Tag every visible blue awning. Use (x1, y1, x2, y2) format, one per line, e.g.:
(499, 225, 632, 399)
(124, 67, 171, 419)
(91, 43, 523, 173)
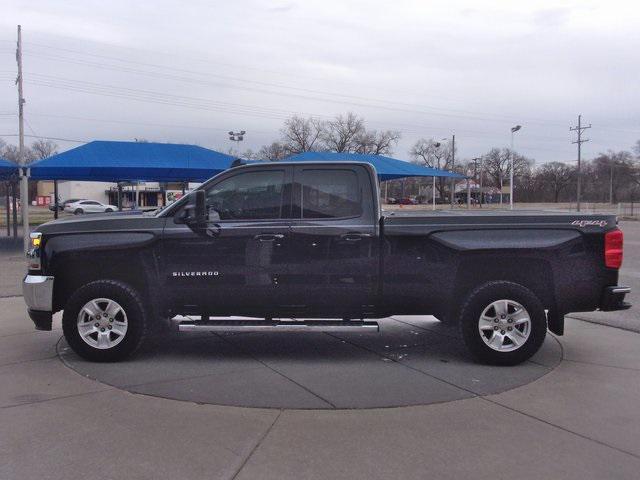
(285, 152, 464, 181)
(30, 141, 236, 182)
(0, 157, 18, 179)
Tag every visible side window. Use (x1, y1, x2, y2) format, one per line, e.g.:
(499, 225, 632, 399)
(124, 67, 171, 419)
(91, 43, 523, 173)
(299, 169, 362, 219)
(205, 170, 285, 220)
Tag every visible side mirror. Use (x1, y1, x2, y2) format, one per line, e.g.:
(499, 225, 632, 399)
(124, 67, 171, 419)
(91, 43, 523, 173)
(176, 190, 207, 225)
(194, 190, 206, 224)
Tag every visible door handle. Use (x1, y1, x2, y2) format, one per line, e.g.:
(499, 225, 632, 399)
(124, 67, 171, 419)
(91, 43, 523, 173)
(340, 233, 372, 242)
(205, 224, 221, 238)
(254, 233, 285, 242)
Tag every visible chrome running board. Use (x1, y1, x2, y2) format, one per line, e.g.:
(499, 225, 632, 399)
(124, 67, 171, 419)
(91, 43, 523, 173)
(178, 319, 379, 333)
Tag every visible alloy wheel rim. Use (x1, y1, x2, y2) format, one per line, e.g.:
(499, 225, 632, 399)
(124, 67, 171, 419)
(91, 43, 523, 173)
(77, 298, 128, 350)
(478, 299, 531, 352)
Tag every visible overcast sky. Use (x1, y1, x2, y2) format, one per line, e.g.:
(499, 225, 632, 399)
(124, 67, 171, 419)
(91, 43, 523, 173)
(1, 0, 639, 164)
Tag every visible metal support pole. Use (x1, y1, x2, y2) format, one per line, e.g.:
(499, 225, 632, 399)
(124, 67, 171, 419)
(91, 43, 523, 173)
(5, 183, 10, 236)
(510, 133, 514, 210)
(450, 134, 455, 208)
(117, 183, 123, 211)
(479, 162, 483, 208)
(11, 181, 18, 239)
(53, 179, 59, 219)
(20, 169, 29, 247)
(432, 176, 436, 211)
(466, 177, 471, 209)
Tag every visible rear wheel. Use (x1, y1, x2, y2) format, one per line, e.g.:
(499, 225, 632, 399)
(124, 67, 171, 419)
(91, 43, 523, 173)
(74, 208, 83, 215)
(459, 281, 547, 365)
(62, 280, 147, 362)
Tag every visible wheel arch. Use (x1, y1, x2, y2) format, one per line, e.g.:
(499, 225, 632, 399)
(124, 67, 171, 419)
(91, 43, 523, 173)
(451, 254, 557, 322)
(50, 248, 160, 318)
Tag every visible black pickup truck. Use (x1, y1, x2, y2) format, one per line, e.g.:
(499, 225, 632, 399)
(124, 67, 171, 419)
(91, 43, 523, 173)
(23, 161, 630, 365)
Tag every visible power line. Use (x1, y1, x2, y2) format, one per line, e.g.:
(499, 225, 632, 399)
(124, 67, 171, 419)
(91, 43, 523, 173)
(25, 112, 275, 135)
(22, 73, 587, 147)
(22, 45, 640, 135)
(0, 133, 87, 143)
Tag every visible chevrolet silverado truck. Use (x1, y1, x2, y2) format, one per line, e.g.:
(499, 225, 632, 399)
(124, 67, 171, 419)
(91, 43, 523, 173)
(23, 161, 631, 365)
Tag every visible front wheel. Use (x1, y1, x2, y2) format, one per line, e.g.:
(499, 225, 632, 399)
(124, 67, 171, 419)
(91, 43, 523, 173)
(459, 281, 547, 366)
(74, 208, 83, 215)
(62, 280, 148, 362)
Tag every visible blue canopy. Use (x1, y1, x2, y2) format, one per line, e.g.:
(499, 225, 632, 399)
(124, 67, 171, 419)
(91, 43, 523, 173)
(30, 141, 236, 182)
(0, 157, 18, 180)
(285, 152, 464, 181)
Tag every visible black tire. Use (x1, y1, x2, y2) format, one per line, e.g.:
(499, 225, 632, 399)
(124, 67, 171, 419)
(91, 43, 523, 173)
(62, 280, 148, 362)
(459, 281, 547, 366)
(105, 208, 113, 213)
(74, 208, 83, 215)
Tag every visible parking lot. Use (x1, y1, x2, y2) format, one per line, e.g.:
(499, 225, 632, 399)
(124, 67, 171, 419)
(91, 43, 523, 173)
(1, 220, 639, 479)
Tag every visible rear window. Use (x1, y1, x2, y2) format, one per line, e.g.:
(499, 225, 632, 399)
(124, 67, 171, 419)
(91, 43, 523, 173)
(298, 169, 362, 219)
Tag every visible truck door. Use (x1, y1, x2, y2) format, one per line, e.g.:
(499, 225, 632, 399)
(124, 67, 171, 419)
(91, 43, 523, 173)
(284, 165, 379, 315)
(161, 167, 293, 315)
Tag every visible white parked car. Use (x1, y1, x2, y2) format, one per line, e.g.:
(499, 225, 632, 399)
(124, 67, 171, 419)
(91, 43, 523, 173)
(64, 200, 118, 215)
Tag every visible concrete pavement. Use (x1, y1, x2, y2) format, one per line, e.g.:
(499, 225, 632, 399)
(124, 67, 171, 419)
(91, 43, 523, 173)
(2, 296, 640, 479)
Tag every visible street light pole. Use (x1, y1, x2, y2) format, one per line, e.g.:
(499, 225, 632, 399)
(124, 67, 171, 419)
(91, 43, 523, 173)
(510, 125, 522, 210)
(450, 134, 455, 208)
(472, 157, 481, 208)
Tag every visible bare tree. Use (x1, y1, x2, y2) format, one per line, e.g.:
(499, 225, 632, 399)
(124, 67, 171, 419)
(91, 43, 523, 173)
(591, 150, 636, 203)
(240, 149, 259, 160)
(410, 138, 455, 200)
(0, 144, 22, 163)
(537, 161, 575, 202)
(482, 148, 532, 195)
(354, 129, 401, 155)
(280, 116, 324, 153)
(259, 142, 288, 161)
(30, 139, 58, 161)
(321, 112, 365, 153)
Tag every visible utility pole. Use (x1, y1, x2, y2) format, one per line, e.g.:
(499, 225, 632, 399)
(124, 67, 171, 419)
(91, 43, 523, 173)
(450, 134, 455, 208)
(16, 25, 29, 251)
(609, 161, 614, 205)
(570, 114, 591, 212)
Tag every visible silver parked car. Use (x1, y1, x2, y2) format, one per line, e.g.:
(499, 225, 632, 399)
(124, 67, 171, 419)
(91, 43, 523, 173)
(64, 200, 118, 215)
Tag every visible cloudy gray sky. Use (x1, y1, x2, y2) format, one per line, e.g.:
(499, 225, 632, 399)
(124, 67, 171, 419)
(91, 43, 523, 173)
(1, 0, 639, 164)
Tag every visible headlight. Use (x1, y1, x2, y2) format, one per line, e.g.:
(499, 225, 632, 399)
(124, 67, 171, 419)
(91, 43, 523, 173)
(27, 232, 42, 270)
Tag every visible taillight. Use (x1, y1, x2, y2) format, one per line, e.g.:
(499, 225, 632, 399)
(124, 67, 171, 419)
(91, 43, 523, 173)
(604, 229, 623, 269)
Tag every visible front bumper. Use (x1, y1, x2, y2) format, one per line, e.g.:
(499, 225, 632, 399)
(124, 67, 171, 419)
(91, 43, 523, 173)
(22, 275, 54, 331)
(600, 286, 631, 311)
